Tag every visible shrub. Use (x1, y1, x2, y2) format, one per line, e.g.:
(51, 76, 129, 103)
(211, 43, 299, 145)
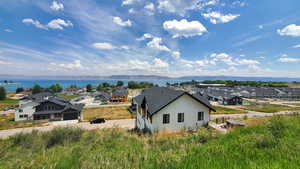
(43, 127, 83, 148)
(10, 130, 38, 149)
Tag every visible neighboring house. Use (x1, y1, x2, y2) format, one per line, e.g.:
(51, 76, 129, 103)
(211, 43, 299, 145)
(132, 87, 215, 133)
(15, 102, 38, 121)
(110, 89, 128, 102)
(92, 91, 111, 103)
(63, 87, 86, 95)
(16, 92, 84, 121)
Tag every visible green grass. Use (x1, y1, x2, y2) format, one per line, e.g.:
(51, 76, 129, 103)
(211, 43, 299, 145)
(243, 104, 300, 113)
(212, 106, 247, 114)
(57, 94, 81, 99)
(1, 115, 300, 169)
(0, 99, 19, 111)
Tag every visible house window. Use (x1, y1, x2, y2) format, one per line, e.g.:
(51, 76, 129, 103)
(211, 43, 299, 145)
(163, 114, 170, 124)
(19, 109, 23, 113)
(23, 114, 28, 118)
(19, 115, 24, 118)
(178, 113, 184, 123)
(198, 112, 204, 121)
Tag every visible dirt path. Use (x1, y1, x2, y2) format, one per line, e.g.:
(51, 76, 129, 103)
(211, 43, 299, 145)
(0, 119, 135, 139)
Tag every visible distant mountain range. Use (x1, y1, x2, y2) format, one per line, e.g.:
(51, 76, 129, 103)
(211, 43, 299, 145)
(0, 74, 300, 82)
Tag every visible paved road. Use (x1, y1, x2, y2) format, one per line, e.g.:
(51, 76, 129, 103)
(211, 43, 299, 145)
(0, 119, 135, 139)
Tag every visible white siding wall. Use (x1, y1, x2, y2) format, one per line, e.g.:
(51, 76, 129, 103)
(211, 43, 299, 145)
(152, 94, 210, 132)
(15, 102, 36, 121)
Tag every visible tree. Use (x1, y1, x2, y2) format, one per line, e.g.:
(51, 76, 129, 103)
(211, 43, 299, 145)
(0, 87, 6, 100)
(102, 82, 110, 88)
(116, 81, 124, 87)
(86, 84, 93, 92)
(16, 88, 24, 94)
(50, 84, 63, 93)
(70, 84, 77, 88)
(32, 85, 42, 94)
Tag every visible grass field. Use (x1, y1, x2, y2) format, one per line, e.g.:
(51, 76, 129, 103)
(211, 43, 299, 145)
(83, 106, 134, 121)
(243, 104, 300, 113)
(0, 113, 46, 130)
(212, 106, 247, 114)
(0, 115, 300, 169)
(0, 99, 19, 111)
(57, 94, 81, 99)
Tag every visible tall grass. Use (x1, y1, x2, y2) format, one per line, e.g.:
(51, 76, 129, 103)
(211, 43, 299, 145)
(0, 115, 300, 169)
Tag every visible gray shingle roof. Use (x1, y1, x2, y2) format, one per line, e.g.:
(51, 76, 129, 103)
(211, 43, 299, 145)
(133, 87, 215, 116)
(112, 89, 128, 97)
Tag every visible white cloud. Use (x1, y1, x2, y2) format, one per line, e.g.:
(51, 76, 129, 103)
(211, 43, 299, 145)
(0, 60, 11, 65)
(202, 11, 240, 24)
(4, 29, 13, 33)
(136, 33, 153, 41)
(22, 18, 48, 30)
(236, 59, 260, 65)
(292, 44, 300, 48)
(92, 42, 129, 50)
(22, 18, 73, 30)
(210, 53, 260, 65)
(47, 19, 73, 30)
(144, 3, 155, 15)
(128, 8, 136, 14)
(50, 1, 64, 11)
(278, 57, 300, 63)
(145, 3, 155, 11)
(92, 42, 115, 50)
(113, 17, 132, 27)
(122, 0, 139, 6)
(153, 58, 169, 69)
(163, 19, 207, 38)
(277, 24, 300, 37)
(157, 0, 217, 16)
(172, 51, 181, 60)
(51, 60, 84, 70)
(258, 25, 263, 29)
(147, 37, 170, 52)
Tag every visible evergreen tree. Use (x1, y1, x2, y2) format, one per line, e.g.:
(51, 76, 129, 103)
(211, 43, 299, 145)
(86, 84, 93, 92)
(32, 85, 42, 94)
(0, 87, 6, 100)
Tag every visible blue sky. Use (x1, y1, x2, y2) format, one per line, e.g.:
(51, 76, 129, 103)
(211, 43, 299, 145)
(0, 0, 300, 77)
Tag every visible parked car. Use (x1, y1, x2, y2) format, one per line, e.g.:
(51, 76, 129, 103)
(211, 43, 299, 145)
(90, 118, 106, 124)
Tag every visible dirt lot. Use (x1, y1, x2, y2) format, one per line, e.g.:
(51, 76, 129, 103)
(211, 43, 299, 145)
(83, 106, 135, 121)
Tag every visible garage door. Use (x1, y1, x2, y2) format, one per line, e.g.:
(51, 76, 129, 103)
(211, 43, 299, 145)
(63, 113, 78, 120)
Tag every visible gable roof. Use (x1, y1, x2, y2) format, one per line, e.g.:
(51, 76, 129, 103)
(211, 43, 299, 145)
(133, 87, 215, 116)
(112, 88, 128, 97)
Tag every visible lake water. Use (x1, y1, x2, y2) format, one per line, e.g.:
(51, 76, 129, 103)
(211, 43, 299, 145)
(0, 79, 184, 92)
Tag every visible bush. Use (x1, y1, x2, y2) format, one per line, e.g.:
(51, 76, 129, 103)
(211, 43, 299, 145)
(10, 131, 38, 149)
(43, 127, 83, 148)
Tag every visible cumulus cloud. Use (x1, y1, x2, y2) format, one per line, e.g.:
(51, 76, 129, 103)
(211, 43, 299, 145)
(47, 19, 73, 30)
(113, 17, 132, 27)
(163, 19, 207, 38)
(278, 57, 300, 63)
(50, 1, 64, 11)
(92, 42, 129, 50)
(292, 44, 300, 48)
(202, 11, 240, 24)
(51, 60, 84, 70)
(210, 53, 260, 65)
(22, 18, 73, 30)
(157, 0, 217, 16)
(147, 37, 170, 52)
(122, 0, 139, 6)
(153, 58, 169, 68)
(22, 18, 48, 30)
(136, 33, 153, 41)
(277, 24, 300, 37)
(144, 3, 155, 15)
(172, 51, 181, 60)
